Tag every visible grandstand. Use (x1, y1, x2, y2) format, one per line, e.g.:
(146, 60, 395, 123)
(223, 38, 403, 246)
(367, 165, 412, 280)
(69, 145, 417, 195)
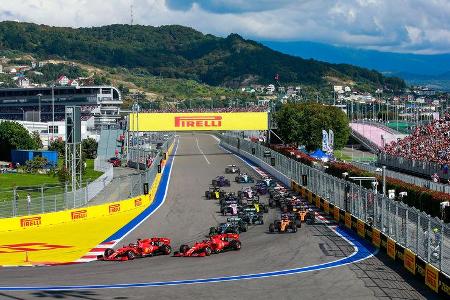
(0, 86, 122, 127)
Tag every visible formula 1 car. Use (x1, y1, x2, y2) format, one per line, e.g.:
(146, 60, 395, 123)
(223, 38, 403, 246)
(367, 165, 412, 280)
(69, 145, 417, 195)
(257, 177, 277, 188)
(235, 173, 255, 183)
(239, 207, 264, 225)
(212, 176, 231, 187)
(219, 192, 242, 206)
(209, 217, 248, 236)
(225, 165, 240, 174)
(253, 182, 270, 195)
(221, 202, 240, 216)
(269, 214, 298, 233)
(292, 206, 315, 225)
(242, 196, 269, 213)
(174, 233, 241, 257)
(205, 187, 225, 200)
(238, 187, 260, 201)
(97, 237, 172, 261)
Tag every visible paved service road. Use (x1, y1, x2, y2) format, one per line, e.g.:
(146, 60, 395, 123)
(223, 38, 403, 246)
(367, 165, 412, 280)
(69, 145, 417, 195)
(0, 134, 440, 299)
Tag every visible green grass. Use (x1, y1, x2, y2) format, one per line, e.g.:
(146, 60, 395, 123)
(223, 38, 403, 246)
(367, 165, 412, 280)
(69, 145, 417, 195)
(334, 150, 377, 162)
(334, 150, 352, 161)
(0, 159, 103, 203)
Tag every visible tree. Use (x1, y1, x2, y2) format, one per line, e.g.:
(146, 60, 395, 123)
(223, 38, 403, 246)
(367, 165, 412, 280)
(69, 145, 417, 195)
(48, 138, 65, 157)
(275, 103, 350, 151)
(25, 156, 48, 173)
(82, 137, 98, 159)
(31, 131, 43, 149)
(0, 121, 37, 161)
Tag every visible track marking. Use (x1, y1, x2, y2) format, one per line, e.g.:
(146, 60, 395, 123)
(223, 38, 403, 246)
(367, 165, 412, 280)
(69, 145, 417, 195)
(196, 137, 210, 165)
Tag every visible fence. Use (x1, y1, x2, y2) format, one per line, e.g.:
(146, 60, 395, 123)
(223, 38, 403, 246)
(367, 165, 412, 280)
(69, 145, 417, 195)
(0, 164, 114, 218)
(353, 161, 450, 194)
(220, 134, 450, 276)
(379, 152, 450, 181)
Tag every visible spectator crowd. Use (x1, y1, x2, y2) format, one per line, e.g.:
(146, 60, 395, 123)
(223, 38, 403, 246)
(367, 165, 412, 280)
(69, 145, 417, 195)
(384, 113, 450, 165)
(141, 106, 269, 113)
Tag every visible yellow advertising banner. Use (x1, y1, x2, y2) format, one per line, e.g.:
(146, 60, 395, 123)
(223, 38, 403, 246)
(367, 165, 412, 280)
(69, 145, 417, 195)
(129, 112, 269, 131)
(404, 248, 416, 275)
(345, 212, 352, 229)
(334, 206, 340, 222)
(387, 238, 396, 260)
(357, 219, 365, 238)
(323, 200, 329, 214)
(372, 228, 381, 248)
(425, 264, 439, 293)
(308, 191, 313, 204)
(315, 195, 321, 209)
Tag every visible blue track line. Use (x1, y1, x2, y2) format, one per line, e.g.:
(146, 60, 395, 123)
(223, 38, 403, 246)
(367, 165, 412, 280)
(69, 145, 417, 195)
(104, 138, 179, 243)
(0, 137, 376, 291)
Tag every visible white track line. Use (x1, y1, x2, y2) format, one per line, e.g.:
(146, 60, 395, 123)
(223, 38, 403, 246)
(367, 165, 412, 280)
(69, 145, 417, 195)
(196, 137, 210, 165)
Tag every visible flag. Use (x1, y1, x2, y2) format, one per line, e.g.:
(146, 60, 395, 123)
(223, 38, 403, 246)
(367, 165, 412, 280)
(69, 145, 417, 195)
(322, 130, 329, 152)
(328, 129, 334, 152)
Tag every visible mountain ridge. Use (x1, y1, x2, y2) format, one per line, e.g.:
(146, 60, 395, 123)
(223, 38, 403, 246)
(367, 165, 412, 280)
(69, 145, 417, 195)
(0, 21, 405, 91)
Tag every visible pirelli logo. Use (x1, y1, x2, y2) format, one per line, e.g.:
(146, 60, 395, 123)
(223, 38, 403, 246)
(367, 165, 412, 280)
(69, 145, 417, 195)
(20, 217, 41, 227)
(109, 204, 120, 214)
(174, 116, 222, 128)
(71, 210, 87, 220)
(135, 198, 142, 207)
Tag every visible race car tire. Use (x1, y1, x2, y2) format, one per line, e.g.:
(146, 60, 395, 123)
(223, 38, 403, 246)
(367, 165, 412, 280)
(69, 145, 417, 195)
(240, 223, 248, 232)
(269, 223, 275, 233)
(104, 248, 114, 258)
(296, 219, 302, 228)
(204, 247, 212, 256)
(205, 191, 210, 199)
(180, 244, 189, 254)
(291, 223, 297, 233)
(260, 218, 264, 225)
(230, 240, 241, 250)
(126, 250, 136, 260)
(269, 199, 275, 208)
(264, 206, 269, 213)
(212, 180, 217, 186)
(161, 245, 172, 255)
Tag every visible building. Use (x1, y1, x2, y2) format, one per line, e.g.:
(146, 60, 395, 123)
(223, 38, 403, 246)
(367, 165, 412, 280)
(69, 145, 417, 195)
(0, 86, 122, 127)
(68, 79, 79, 87)
(16, 77, 30, 88)
(266, 84, 275, 94)
(57, 75, 70, 86)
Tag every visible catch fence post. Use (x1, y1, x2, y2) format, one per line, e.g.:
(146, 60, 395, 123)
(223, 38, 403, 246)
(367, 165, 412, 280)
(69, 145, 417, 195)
(41, 185, 45, 213)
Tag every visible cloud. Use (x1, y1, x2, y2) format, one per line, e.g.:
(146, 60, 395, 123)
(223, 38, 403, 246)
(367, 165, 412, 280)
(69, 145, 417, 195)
(166, 0, 294, 13)
(0, 0, 449, 54)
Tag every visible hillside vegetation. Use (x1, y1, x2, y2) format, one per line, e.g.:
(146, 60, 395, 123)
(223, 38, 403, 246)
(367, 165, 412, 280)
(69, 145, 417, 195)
(0, 22, 405, 91)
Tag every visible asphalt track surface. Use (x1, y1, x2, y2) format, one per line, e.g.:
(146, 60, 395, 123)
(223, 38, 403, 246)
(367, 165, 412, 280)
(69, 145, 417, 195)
(0, 134, 440, 300)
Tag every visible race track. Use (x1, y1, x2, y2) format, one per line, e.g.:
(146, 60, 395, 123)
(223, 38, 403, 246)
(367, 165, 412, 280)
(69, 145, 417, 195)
(0, 134, 439, 299)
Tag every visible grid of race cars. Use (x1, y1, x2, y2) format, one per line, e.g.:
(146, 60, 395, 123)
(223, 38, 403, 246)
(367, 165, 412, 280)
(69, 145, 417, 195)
(97, 164, 316, 261)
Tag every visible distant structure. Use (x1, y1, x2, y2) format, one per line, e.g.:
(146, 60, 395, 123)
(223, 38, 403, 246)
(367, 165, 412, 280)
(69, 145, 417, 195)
(0, 86, 122, 127)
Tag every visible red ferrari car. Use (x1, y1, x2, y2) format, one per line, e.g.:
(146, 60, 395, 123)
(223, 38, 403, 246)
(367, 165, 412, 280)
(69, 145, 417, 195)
(174, 233, 241, 257)
(97, 237, 172, 261)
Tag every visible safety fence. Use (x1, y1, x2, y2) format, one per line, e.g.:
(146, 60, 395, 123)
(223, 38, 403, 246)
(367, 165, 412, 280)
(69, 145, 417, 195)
(379, 152, 450, 181)
(353, 162, 450, 194)
(0, 136, 175, 219)
(0, 164, 114, 219)
(220, 134, 450, 297)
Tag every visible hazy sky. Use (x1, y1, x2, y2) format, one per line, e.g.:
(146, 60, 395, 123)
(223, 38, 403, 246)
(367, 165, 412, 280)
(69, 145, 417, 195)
(2, 0, 450, 54)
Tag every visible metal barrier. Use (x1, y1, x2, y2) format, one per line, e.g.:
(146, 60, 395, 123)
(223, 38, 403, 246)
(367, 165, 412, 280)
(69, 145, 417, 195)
(379, 152, 450, 181)
(0, 164, 114, 218)
(353, 161, 450, 194)
(220, 134, 449, 276)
